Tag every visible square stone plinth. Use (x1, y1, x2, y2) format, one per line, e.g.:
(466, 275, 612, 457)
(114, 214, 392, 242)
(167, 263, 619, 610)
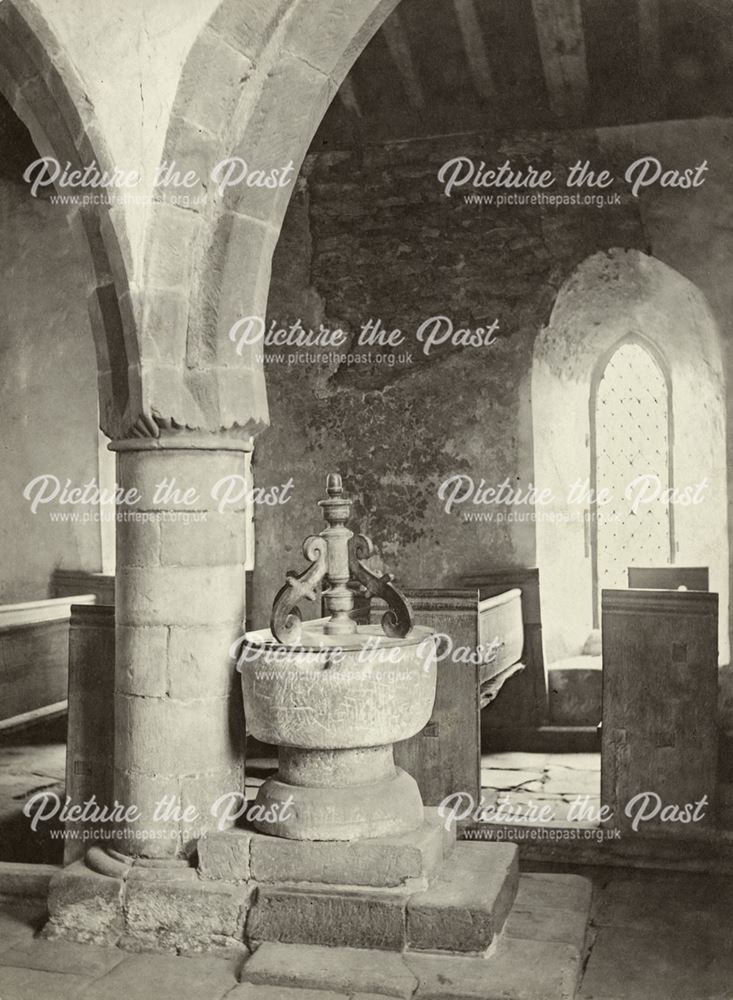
(247, 883, 409, 951)
(43, 859, 253, 955)
(123, 875, 252, 953)
(45, 861, 124, 946)
(245, 842, 519, 955)
(407, 843, 519, 954)
(236, 869, 593, 1000)
(199, 809, 454, 889)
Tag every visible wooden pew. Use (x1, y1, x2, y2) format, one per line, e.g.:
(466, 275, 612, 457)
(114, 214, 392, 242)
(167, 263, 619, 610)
(460, 569, 551, 751)
(52, 569, 115, 606)
(627, 566, 709, 591)
(64, 603, 115, 862)
(0, 594, 96, 730)
(601, 588, 718, 834)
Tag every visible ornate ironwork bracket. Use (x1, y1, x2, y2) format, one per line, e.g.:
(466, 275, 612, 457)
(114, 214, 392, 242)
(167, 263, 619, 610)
(348, 534, 414, 638)
(269, 473, 414, 643)
(270, 535, 327, 645)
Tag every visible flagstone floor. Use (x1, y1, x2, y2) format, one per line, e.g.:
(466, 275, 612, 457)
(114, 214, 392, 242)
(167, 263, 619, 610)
(0, 720, 66, 864)
(2, 865, 732, 999)
(481, 751, 602, 827)
(0, 738, 729, 999)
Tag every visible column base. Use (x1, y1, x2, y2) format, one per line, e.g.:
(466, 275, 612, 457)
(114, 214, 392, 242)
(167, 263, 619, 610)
(43, 848, 251, 954)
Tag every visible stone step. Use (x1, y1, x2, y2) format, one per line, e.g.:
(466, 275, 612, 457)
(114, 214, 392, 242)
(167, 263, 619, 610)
(406, 842, 518, 953)
(247, 843, 518, 954)
(242, 941, 417, 997)
(247, 880, 410, 952)
(199, 809, 454, 889)
(238, 870, 593, 999)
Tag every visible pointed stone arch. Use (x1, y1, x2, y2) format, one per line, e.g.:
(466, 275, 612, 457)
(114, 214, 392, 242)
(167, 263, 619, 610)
(141, 0, 401, 439)
(0, 0, 139, 438)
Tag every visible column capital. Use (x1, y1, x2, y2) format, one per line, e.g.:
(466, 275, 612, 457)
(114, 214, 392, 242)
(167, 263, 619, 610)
(108, 431, 254, 454)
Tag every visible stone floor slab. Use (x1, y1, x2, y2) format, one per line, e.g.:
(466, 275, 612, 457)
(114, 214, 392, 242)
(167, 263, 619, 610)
(0, 937, 125, 977)
(542, 769, 600, 797)
(544, 753, 601, 772)
(232, 987, 348, 1000)
(504, 904, 590, 950)
(241, 942, 417, 998)
(502, 873, 592, 953)
(579, 925, 715, 1000)
(481, 768, 545, 790)
(592, 871, 733, 931)
(78, 953, 238, 1000)
(406, 936, 582, 1000)
(0, 965, 91, 1000)
(0, 901, 47, 950)
(513, 873, 593, 913)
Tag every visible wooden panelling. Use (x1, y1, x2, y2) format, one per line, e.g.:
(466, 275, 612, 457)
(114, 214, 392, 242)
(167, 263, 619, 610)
(65, 604, 115, 863)
(461, 569, 549, 748)
(601, 588, 718, 834)
(0, 595, 96, 727)
(52, 570, 115, 606)
(627, 566, 709, 591)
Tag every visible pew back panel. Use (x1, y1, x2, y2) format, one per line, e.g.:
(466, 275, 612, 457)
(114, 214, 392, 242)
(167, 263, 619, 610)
(601, 588, 718, 834)
(461, 569, 549, 748)
(65, 603, 115, 862)
(0, 595, 96, 728)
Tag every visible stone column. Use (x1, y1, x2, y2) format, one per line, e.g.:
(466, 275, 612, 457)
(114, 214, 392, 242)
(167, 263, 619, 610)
(110, 433, 250, 860)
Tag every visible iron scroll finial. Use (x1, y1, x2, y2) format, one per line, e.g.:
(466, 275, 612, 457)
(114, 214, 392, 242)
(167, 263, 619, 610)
(347, 534, 414, 639)
(269, 473, 414, 644)
(269, 535, 328, 646)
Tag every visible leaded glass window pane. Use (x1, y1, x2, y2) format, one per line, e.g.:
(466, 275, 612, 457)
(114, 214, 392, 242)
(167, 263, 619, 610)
(594, 341, 671, 614)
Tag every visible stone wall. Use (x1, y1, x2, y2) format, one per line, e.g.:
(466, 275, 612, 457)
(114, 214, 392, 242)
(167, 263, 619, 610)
(252, 128, 644, 625)
(0, 177, 103, 603)
(253, 119, 733, 692)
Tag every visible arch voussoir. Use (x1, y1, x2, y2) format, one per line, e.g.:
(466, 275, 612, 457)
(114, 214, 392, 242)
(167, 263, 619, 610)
(189, 209, 279, 369)
(174, 27, 255, 142)
(141, 0, 405, 439)
(220, 50, 333, 226)
(206, 0, 294, 62)
(281, 0, 401, 83)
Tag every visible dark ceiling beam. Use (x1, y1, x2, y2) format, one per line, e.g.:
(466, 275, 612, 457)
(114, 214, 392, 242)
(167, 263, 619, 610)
(381, 9, 426, 109)
(452, 0, 496, 101)
(531, 0, 590, 119)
